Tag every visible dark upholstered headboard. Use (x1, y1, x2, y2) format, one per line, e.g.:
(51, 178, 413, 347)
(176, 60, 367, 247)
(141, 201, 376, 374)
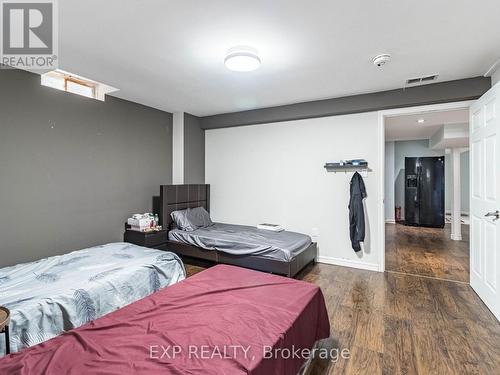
(159, 184, 210, 229)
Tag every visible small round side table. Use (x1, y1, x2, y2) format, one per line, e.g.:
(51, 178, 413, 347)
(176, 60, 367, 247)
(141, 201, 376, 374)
(0, 306, 10, 355)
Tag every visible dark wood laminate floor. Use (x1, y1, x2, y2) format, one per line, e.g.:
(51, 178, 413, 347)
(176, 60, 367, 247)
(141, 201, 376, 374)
(185, 262, 500, 375)
(385, 223, 469, 282)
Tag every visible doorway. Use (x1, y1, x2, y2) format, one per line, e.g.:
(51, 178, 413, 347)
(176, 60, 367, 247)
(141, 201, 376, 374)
(379, 102, 472, 283)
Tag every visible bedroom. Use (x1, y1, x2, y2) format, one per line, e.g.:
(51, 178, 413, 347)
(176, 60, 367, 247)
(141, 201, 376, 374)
(1, 1, 500, 374)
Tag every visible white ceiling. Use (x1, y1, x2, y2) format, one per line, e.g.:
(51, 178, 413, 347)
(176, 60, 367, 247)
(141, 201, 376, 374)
(385, 109, 469, 141)
(59, 0, 500, 116)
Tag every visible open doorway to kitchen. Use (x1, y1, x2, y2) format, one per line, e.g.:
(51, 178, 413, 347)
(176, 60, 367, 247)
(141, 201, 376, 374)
(383, 104, 470, 282)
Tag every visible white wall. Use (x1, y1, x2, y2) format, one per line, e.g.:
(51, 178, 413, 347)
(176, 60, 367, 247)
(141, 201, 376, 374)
(444, 150, 470, 214)
(206, 112, 381, 271)
(492, 69, 500, 86)
(385, 142, 395, 222)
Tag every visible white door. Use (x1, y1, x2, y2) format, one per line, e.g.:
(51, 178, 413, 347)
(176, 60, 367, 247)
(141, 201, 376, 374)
(470, 81, 500, 321)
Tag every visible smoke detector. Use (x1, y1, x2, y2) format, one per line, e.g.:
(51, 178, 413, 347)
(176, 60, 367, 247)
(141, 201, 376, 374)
(372, 54, 391, 67)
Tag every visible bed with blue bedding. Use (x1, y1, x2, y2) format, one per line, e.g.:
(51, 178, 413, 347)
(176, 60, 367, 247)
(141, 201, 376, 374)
(0, 242, 185, 355)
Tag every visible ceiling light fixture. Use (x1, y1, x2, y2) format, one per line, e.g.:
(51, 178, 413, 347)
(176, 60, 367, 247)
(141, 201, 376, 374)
(224, 46, 261, 72)
(417, 118, 425, 124)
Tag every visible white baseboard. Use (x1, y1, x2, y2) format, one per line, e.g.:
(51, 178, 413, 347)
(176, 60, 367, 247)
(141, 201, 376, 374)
(317, 256, 380, 272)
(385, 218, 396, 224)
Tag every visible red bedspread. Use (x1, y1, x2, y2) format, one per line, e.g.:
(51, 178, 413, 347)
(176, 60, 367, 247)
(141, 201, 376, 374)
(0, 265, 330, 374)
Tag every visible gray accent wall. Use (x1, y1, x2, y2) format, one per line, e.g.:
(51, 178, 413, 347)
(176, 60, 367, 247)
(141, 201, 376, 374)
(200, 77, 490, 129)
(0, 68, 173, 267)
(183, 113, 205, 184)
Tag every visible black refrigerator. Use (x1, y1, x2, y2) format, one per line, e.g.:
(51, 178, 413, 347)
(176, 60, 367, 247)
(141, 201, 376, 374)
(404, 156, 445, 228)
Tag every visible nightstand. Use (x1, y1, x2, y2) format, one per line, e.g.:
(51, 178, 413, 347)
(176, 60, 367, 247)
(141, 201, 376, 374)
(124, 229, 169, 249)
(0, 306, 10, 355)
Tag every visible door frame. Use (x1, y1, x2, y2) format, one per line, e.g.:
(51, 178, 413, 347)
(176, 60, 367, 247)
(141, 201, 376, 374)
(377, 100, 475, 273)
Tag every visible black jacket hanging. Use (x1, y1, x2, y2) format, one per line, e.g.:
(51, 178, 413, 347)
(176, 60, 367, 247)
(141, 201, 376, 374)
(349, 171, 367, 252)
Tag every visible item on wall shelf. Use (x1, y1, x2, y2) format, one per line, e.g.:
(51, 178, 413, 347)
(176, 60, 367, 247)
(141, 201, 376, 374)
(257, 223, 284, 232)
(350, 159, 367, 166)
(324, 159, 369, 176)
(126, 213, 162, 232)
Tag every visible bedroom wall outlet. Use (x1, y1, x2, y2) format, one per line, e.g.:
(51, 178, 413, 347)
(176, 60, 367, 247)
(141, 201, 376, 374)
(311, 227, 319, 242)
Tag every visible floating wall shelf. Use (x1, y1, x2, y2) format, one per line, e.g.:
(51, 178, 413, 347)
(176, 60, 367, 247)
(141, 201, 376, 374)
(324, 161, 370, 174)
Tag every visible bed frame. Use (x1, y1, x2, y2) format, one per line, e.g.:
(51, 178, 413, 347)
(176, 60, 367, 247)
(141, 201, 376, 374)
(158, 184, 317, 278)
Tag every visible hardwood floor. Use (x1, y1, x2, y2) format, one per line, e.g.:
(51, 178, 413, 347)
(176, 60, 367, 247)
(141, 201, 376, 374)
(185, 262, 500, 375)
(385, 223, 469, 282)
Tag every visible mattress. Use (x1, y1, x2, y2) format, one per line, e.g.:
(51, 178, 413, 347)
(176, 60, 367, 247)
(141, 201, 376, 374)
(168, 222, 312, 261)
(0, 242, 185, 355)
(0, 264, 330, 375)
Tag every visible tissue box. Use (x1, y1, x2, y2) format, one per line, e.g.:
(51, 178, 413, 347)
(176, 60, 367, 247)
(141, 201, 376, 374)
(127, 217, 153, 232)
(127, 217, 152, 227)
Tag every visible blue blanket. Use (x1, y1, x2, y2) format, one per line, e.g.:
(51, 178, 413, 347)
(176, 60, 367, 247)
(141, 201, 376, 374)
(0, 242, 185, 354)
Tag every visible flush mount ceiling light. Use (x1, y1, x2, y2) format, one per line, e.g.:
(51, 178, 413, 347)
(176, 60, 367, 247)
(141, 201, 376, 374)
(224, 46, 261, 72)
(417, 118, 425, 124)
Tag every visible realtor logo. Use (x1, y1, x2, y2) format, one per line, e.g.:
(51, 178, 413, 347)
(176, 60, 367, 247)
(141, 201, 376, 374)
(1, 0, 58, 69)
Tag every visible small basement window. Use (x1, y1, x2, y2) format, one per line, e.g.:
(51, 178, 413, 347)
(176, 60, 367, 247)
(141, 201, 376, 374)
(41, 69, 118, 101)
